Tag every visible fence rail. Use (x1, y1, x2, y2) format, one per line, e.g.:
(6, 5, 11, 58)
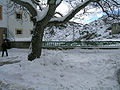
(10, 41, 120, 49)
(42, 41, 120, 49)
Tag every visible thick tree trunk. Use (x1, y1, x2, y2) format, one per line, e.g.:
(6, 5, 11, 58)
(28, 23, 44, 61)
(27, 5, 57, 61)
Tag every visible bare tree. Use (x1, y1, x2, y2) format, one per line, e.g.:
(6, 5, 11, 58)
(10, 0, 120, 61)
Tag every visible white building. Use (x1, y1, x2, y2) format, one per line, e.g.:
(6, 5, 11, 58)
(0, 0, 33, 42)
(0, 0, 8, 50)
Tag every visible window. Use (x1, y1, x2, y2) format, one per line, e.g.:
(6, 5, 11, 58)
(16, 12, 22, 20)
(0, 5, 2, 20)
(16, 29, 23, 35)
(30, 30, 33, 35)
(30, 16, 33, 21)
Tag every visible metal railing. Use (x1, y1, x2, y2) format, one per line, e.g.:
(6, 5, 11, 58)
(42, 41, 120, 49)
(10, 41, 120, 49)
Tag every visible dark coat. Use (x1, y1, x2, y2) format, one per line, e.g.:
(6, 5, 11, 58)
(1, 42, 8, 50)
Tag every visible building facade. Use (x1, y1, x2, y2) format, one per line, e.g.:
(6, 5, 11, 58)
(0, 0, 33, 42)
(0, 0, 7, 50)
(7, 10, 33, 41)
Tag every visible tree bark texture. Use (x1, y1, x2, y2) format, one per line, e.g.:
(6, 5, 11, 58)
(28, 23, 44, 61)
(28, 5, 57, 61)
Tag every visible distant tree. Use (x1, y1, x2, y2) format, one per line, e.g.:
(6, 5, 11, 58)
(10, 0, 120, 61)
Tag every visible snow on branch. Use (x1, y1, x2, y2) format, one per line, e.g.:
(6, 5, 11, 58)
(36, 0, 62, 22)
(56, 0, 62, 5)
(36, 6, 49, 21)
(50, 0, 91, 23)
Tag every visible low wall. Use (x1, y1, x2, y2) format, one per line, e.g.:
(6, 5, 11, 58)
(10, 41, 31, 48)
(10, 41, 120, 49)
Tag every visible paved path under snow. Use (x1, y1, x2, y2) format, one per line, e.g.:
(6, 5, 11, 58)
(0, 56, 20, 66)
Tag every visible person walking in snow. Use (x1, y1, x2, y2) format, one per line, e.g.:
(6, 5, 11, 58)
(1, 39, 8, 57)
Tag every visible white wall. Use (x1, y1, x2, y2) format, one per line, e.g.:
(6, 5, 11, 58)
(0, 0, 33, 41)
(0, 0, 7, 28)
(8, 11, 33, 41)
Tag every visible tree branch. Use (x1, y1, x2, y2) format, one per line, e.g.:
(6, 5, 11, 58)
(55, 12, 63, 17)
(48, 0, 95, 25)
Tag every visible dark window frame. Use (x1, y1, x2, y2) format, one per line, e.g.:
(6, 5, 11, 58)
(30, 30, 33, 35)
(16, 29, 23, 35)
(16, 12, 22, 20)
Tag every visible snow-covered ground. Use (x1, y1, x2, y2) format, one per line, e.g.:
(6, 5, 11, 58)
(0, 48, 120, 90)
